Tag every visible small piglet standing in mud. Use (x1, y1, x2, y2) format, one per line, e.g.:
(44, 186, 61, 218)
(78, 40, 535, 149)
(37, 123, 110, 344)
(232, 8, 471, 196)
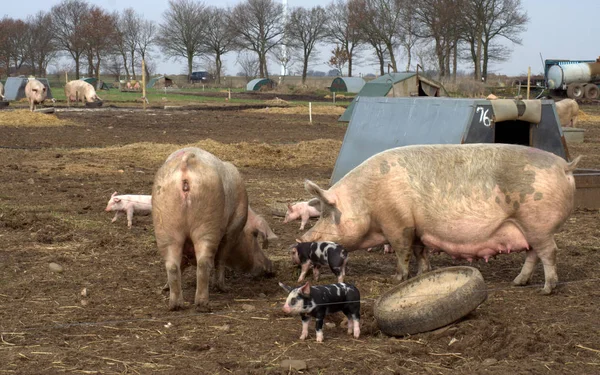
(291, 241, 348, 283)
(105, 192, 152, 228)
(279, 281, 360, 342)
(283, 200, 321, 230)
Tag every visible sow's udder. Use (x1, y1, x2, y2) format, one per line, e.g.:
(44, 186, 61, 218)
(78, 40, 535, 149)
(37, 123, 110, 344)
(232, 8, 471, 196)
(422, 222, 529, 262)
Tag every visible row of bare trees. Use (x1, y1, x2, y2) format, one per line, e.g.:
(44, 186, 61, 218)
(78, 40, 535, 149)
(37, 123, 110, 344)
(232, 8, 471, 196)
(0, 0, 528, 85)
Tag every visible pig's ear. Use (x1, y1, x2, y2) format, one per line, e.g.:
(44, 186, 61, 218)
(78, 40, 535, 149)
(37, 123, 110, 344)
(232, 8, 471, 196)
(304, 180, 336, 210)
(299, 282, 311, 296)
(287, 203, 292, 210)
(307, 198, 320, 209)
(111, 191, 117, 197)
(295, 238, 301, 243)
(278, 281, 292, 293)
(114, 197, 121, 203)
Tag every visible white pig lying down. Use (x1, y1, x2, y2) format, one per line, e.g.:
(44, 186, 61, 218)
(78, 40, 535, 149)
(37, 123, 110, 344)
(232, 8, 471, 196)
(105, 192, 152, 228)
(300, 144, 581, 295)
(152, 147, 276, 310)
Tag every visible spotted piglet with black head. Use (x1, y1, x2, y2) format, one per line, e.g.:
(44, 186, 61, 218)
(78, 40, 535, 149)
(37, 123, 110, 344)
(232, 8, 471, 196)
(290, 241, 348, 283)
(279, 281, 360, 342)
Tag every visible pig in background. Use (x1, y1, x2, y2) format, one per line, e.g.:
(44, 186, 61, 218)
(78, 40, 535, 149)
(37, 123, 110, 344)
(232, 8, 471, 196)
(64, 80, 102, 106)
(152, 147, 275, 311)
(291, 241, 348, 283)
(300, 144, 581, 295)
(283, 200, 321, 230)
(104, 192, 152, 228)
(25, 79, 47, 111)
(279, 281, 361, 342)
(554, 98, 579, 128)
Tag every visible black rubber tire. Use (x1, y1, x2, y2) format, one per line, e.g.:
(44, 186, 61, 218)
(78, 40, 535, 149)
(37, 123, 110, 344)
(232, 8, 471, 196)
(584, 84, 599, 100)
(374, 266, 487, 336)
(567, 84, 584, 100)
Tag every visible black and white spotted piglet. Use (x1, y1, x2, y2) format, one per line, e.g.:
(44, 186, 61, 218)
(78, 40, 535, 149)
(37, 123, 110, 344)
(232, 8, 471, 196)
(291, 241, 348, 283)
(279, 281, 360, 342)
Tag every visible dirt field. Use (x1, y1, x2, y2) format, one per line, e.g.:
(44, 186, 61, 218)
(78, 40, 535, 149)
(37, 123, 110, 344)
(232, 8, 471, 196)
(0, 104, 599, 375)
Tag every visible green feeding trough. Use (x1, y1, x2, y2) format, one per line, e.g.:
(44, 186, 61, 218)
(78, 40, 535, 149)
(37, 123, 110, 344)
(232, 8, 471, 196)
(329, 77, 366, 93)
(246, 78, 276, 91)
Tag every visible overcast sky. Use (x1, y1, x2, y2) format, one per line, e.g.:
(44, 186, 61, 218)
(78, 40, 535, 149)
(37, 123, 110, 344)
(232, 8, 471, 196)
(3, 0, 600, 77)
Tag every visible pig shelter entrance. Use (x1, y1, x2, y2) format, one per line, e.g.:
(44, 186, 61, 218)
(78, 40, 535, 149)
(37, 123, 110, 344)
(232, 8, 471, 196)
(331, 97, 571, 185)
(494, 120, 532, 146)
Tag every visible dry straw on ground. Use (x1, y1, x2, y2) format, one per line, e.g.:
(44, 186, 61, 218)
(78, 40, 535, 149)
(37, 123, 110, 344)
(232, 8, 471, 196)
(70, 138, 342, 171)
(244, 105, 346, 115)
(577, 109, 600, 123)
(0, 109, 75, 127)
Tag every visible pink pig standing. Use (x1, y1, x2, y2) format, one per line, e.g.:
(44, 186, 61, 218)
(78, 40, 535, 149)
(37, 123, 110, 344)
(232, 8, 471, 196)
(105, 192, 152, 228)
(25, 79, 48, 111)
(300, 144, 581, 295)
(284, 200, 321, 230)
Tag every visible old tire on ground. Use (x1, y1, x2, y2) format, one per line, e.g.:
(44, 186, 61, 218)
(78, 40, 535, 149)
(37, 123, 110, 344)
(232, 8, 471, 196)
(567, 84, 584, 100)
(584, 84, 599, 100)
(0, 101, 9, 109)
(374, 266, 487, 336)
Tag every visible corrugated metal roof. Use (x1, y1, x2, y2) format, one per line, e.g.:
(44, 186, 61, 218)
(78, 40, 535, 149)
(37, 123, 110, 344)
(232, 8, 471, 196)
(371, 72, 416, 84)
(3, 77, 53, 101)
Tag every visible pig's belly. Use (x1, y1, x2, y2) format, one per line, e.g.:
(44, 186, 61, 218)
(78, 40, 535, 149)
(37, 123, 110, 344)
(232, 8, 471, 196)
(420, 221, 529, 261)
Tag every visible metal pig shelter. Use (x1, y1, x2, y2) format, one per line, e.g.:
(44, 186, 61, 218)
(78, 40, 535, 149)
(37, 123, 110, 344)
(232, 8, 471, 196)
(3, 76, 54, 101)
(339, 72, 442, 122)
(331, 97, 598, 209)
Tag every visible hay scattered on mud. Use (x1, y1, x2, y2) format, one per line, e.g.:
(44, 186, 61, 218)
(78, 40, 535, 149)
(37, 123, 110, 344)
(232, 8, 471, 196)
(70, 138, 342, 170)
(0, 109, 75, 127)
(577, 110, 600, 124)
(264, 97, 290, 105)
(244, 105, 346, 115)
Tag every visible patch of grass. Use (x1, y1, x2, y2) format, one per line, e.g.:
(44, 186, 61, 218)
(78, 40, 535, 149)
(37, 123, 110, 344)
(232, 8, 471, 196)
(244, 105, 347, 115)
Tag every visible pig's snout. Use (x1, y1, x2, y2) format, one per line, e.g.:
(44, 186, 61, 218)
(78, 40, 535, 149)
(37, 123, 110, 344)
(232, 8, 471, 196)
(282, 304, 291, 313)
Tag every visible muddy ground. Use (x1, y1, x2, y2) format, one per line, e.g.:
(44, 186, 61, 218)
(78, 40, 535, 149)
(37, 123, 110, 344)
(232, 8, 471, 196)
(0, 105, 599, 375)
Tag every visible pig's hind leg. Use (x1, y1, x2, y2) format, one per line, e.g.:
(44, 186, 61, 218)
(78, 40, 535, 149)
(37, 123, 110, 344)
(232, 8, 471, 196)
(192, 239, 218, 310)
(514, 238, 558, 295)
(160, 242, 185, 310)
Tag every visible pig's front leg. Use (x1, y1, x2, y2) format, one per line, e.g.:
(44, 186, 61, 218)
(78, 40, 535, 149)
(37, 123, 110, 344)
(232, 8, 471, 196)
(111, 211, 121, 223)
(314, 312, 326, 342)
(126, 206, 134, 228)
(312, 265, 321, 281)
(300, 211, 309, 230)
(388, 227, 418, 281)
(300, 314, 310, 340)
(297, 261, 311, 283)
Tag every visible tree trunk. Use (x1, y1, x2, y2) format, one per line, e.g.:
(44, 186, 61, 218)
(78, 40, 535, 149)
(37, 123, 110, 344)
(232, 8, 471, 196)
(482, 39, 489, 80)
(302, 55, 309, 84)
(347, 45, 353, 77)
(187, 55, 193, 79)
(215, 53, 222, 85)
(452, 40, 458, 83)
(121, 52, 130, 80)
(435, 40, 445, 78)
(258, 52, 264, 78)
(387, 42, 397, 73)
(75, 55, 80, 79)
(131, 51, 136, 80)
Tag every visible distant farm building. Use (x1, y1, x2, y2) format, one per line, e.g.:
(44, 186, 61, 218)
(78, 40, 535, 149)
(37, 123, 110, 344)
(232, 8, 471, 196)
(329, 77, 366, 93)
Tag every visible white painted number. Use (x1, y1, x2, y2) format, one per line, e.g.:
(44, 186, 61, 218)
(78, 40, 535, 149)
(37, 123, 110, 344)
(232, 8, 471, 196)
(476, 107, 491, 127)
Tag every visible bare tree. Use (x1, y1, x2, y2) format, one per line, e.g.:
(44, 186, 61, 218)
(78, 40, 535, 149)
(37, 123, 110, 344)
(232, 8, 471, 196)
(413, 0, 462, 78)
(25, 12, 57, 77)
(102, 54, 124, 81)
(325, 0, 363, 77)
(398, 0, 421, 71)
(236, 51, 260, 82)
(137, 19, 156, 79)
(0, 18, 29, 75)
(270, 43, 298, 83)
(286, 6, 328, 84)
(202, 7, 235, 85)
(480, 0, 528, 79)
(352, 0, 404, 73)
(120, 9, 141, 80)
(328, 45, 349, 75)
(229, 0, 285, 78)
(81, 7, 118, 82)
(51, 0, 90, 79)
(156, 0, 206, 78)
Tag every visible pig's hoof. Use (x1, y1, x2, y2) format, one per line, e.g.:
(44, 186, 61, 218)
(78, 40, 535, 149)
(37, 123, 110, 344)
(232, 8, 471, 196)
(194, 303, 212, 313)
(512, 275, 530, 286)
(168, 300, 184, 311)
(540, 283, 555, 295)
(299, 334, 308, 340)
(161, 283, 169, 292)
